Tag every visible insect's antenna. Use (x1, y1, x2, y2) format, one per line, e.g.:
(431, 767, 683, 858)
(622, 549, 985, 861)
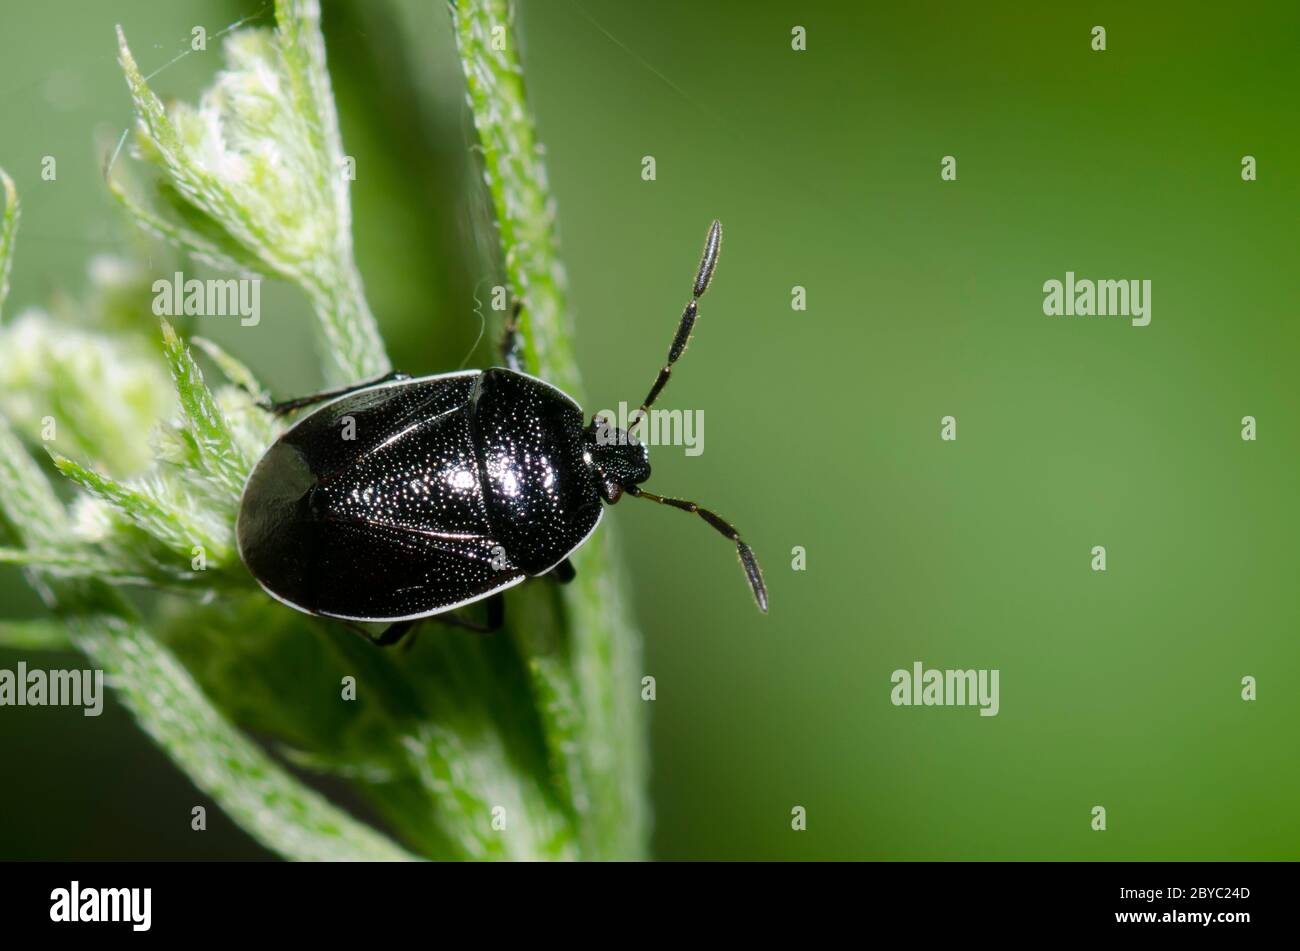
(626, 485, 767, 613)
(631, 220, 722, 433)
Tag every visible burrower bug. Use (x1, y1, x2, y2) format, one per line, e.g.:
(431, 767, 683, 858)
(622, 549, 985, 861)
(236, 220, 766, 644)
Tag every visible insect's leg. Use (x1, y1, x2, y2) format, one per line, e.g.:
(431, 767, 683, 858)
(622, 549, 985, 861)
(625, 485, 767, 613)
(632, 220, 721, 431)
(365, 595, 504, 647)
(550, 557, 577, 584)
(485, 593, 505, 630)
(257, 371, 411, 417)
(428, 593, 505, 634)
(370, 619, 417, 647)
(500, 299, 524, 373)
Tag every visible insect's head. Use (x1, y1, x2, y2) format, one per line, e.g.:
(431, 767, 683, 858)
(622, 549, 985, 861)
(583, 414, 651, 503)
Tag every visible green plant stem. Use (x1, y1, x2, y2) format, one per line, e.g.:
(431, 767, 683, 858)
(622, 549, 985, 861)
(0, 616, 71, 651)
(452, 0, 649, 859)
(277, 0, 391, 382)
(303, 262, 391, 382)
(0, 169, 17, 318)
(452, 0, 579, 392)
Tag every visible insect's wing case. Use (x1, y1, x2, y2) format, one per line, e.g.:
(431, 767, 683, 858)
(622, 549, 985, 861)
(237, 372, 525, 621)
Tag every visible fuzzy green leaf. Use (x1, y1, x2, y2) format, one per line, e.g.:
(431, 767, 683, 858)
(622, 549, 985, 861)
(0, 309, 175, 477)
(0, 168, 17, 320)
(0, 544, 201, 590)
(50, 453, 227, 563)
(115, 4, 388, 383)
(159, 320, 249, 500)
(106, 173, 263, 276)
(0, 415, 69, 549)
(0, 545, 117, 575)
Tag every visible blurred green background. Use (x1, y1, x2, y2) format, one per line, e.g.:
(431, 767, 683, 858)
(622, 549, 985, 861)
(2, 0, 1297, 860)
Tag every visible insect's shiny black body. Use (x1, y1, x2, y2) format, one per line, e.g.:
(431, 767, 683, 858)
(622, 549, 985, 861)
(238, 368, 606, 621)
(237, 220, 766, 644)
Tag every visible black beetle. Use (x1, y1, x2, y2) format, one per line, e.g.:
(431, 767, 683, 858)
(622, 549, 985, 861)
(237, 220, 766, 644)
